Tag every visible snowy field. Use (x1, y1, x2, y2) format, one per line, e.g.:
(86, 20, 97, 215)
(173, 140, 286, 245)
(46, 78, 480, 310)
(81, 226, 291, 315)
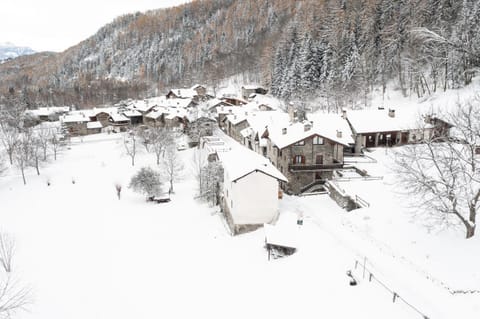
(0, 132, 425, 319)
(2, 76, 480, 319)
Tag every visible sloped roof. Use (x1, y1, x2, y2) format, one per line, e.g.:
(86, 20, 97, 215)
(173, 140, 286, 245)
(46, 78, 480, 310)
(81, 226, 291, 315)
(27, 106, 70, 117)
(61, 114, 90, 123)
(144, 108, 164, 120)
(218, 147, 287, 183)
(109, 112, 130, 122)
(87, 121, 103, 129)
(123, 109, 142, 117)
(345, 108, 426, 134)
(128, 100, 155, 113)
(165, 108, 188, 120)
(168, 88, 197, 99)
(268, 114, 354, 149)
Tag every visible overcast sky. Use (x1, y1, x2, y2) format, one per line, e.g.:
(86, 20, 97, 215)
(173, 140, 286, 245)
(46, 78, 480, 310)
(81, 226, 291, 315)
(0, 0, 190, 52)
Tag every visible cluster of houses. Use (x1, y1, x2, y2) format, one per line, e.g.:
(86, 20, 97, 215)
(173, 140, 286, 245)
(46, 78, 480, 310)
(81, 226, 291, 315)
(219, 103, 452, 195)
(27, 84, 272, 138)
(25, 83, 453, 235)
(205, 101, 452, 234)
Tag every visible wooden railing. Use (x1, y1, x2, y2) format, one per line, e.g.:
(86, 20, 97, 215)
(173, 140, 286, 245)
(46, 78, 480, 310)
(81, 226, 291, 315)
(288, 162, 344, 171)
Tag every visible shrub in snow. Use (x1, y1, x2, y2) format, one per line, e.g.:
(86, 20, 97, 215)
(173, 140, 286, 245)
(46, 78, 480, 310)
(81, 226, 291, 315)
(129, 167, 163, 200)
(115, 183, 122, 200)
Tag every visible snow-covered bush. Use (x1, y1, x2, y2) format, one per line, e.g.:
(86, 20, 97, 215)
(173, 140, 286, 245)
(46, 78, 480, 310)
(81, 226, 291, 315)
(128, 167, 163, 200)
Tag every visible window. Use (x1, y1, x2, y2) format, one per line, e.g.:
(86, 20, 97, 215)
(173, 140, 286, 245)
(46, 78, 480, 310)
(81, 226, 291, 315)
(294, 140, 305, 146)
(313, 136, 324, 145)
(294, 155, 304, 164)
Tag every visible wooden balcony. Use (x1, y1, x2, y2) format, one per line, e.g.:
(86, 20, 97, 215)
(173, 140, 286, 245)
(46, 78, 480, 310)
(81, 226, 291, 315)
(288, 162, 344, 172)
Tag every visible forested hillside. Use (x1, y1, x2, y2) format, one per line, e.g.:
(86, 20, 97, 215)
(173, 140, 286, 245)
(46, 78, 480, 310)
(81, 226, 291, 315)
(0, 0, 478, 108)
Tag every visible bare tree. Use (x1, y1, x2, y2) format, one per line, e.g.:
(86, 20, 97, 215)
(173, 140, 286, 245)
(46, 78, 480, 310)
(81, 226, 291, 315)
(136, 127, 152, 152)
(200, 161, 224, 205)
(0, 232, 31, 317)
(49, 130, 61, 161)
(0, 274, 31, 318)
(394, 98, 480, 238)
(13, 131, 33, 185)
(124, 129, 137, 167)
(0, 154, 7, 176)
(150, 127, 173, 165)
(35, 128, 50, 161)
(29, 136, 42, 176)
(0, 233, 15, 273)
(192, 148, 207, 195)
(0, 124, 19, 165)
(162, 146, 184, 194)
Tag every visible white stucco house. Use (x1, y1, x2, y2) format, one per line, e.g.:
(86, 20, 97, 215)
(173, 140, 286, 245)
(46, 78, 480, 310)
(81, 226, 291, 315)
(218, 148, 287, 234)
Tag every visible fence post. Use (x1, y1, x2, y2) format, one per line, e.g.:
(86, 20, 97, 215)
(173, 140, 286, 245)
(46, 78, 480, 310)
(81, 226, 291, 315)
(354, 260, 358, 269)
(369, 273, 373, 282)
(392, 292, 397, 303)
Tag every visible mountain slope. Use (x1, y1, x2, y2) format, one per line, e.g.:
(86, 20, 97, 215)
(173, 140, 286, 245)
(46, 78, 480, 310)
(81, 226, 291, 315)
(0, 0, 478, 108)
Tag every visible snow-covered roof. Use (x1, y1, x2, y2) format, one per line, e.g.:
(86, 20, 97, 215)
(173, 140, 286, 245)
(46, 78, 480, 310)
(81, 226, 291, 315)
(268, 114, 354, 149)
(200, 136, 232, 154)
(264, 222, 299, 249)
(246, 111, 290, 137)
(240, 127, 254, 138)
(144, 107, 167, 120)
(61, 114, 90, 123)
(216, 106, 238, 115)
(165, 108, 187, 120)
(168, 88, 197, 99)
(191, 84, 205, 90)
(206, 98, 233, 110)
(306, 113, 355, 145)
(128, 100, 155, 113)
(27, 106, 70, 117)
(218, 147, 287, 183)
(123, 109, 142, 117)
(92, 107, 117, 115)
(220, 96, 248, 104)
(345, 108, 426, 134)
(226, 113, 248, 126)
(87, 121, 103, 129)
(109, 113, 130, 123)
(242, 84, 265, 90)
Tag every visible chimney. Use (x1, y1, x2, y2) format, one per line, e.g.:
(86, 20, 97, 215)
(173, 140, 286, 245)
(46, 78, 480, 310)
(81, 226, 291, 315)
(282, 127, 287, 135)
(234, 115, 237, 120)
(388, 109, 395, 118)
(245, 111, 248, 116)
(221, 106, 224, 111)
(228, 109, 233, 114)
(337, 130, 343, 138)
(304, 122, 312, 132)
(341, 108, 347, 119)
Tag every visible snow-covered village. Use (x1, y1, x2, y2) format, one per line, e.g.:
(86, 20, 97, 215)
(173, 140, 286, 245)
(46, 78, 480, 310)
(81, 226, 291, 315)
(1, 1, 480, 319)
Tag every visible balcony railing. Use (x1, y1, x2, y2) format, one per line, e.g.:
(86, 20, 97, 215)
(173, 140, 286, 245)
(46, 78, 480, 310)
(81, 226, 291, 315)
(288, 162, 344, 171)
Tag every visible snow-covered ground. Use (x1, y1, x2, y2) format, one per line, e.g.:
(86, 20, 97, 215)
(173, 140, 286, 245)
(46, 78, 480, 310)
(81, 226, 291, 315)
(1, 78, 479, 318)
(1, 132, 424, 319)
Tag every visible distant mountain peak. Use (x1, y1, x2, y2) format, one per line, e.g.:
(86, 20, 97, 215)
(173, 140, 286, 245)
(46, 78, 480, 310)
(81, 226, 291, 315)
(0, 42, 35, 61)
